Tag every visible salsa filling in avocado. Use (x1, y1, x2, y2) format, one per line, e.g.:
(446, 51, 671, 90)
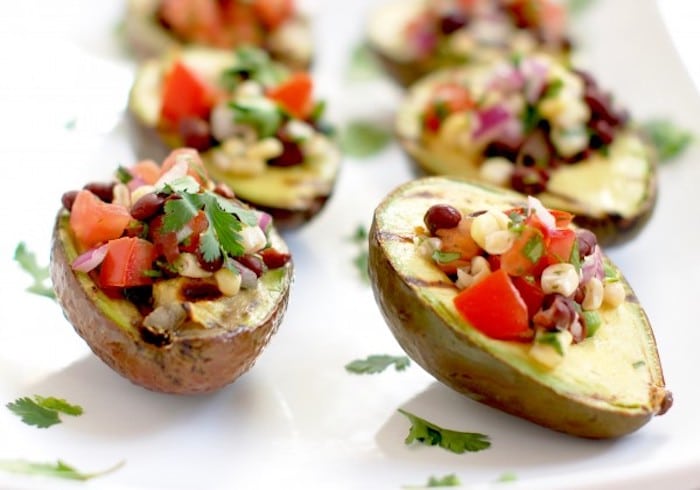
(414, 54, 630, 194)
(59, 148, 291, 345)
(419, 196, 623, 367)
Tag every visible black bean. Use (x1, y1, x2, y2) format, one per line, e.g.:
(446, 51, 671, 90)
(237, 255, 265, 277)
(178, 117, 214, 152)
(61, 190, 78, 211)
(510, 166, 548, 195)
(83, 182, 114, 202)
(260, 248, 292, 269)
(268, 139, 304, 167)
(589, 119, 615, 148)
(424, 204, 462, 235)
(439, 10, 468, 35)
(196, 250, 224, 273)
(131, 193, 166, 221)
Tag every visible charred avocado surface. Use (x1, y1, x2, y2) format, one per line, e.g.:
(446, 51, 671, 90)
(369, 176, 670, 438)
(396, 58, 657, 245)
(128, 47, 340, 229)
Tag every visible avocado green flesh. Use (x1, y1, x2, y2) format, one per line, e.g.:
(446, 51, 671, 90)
(56, 214, 291, 338)
(369, 177, 668, 437)
(396, 69, 657, 241)
(128, 49, 340, 213)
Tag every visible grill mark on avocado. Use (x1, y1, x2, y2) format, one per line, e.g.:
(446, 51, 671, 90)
(376, 230, 415, 243)
(404, 275, 454, 288)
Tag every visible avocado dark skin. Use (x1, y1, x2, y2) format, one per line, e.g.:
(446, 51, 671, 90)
(368, 176, 671, 438)
(51, 213, 293, 395)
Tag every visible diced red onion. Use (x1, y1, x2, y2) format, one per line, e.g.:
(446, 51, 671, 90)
(232, 260, 258, 289)
(257, 212, 272, 232)
(488, 64, 525, 93)
(472, 105, 511, 141)
(127, 177, 146, 191)
(527, 196, 556, 230)
(521, 58, 549, 104)
(71, 244, 109, 273)
(176, 224, 193, 243)
(581, 245, 604, 283)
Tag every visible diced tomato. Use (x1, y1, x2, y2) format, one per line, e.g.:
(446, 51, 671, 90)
(252, 0, 294, 30)
(511, 276, 545, 320)
(129, 160, 161, 186)
(500, 224, 545, 277)
(160, 148, 209, 185)
(267, 72, 314, 120)
(453, 269, 530, 340)
(149, 215, 180, 264)
(508, 0, 566, 41)
(423, 82, 474, 132)
(69, 190, 132, 250)
(99, 237, 156, 288)
(220, 2, 264, 46)
(179, 212, 209, 254)
(549, 209, 574, 229)
(545, 227, 576, 264)
(160, 61, 215, 126)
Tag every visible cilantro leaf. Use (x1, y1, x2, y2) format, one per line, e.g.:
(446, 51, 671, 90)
(345, 355, 410, 374)
(7, 396, 84, 428)
(222, 46, 286, 89)
(641, 119, 693, 162)
(33, 396, 83, 416)
(566, 0, 596, 15)
(0, 459, 124, 482)
(427, 474, 461, 487)
(13, 243, 55, 300)
(339, 120, 392, 158)
(346, 42, 383, 81)
(497, 471, 518, 482)
(432, 250, 461, 264)
(398, 409, 491, 454)
(348, 224, 370, 283)
(162, 194, 201, 233)
(202, 194, 245, 259)
(230, 99, 283, 138)
(6, 398, 60, 428)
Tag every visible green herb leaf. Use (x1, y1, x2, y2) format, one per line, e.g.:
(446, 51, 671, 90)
(115, 166, 133, 184)
(346, 42, 383, 81)
(348, 224, 370, 283)
(7, 398, 61, 428)
(64, 118, 77, 131)
(566, 0, 597, 15)
(603, 262, 620, 282)
(535, 330, 566, 356)
(522, 105, 540, 133)
(398, 409, 491, 454)
(0, 459, 124, 482)
(345, 354, 410, 374)
(497, 471, 518, 482)
(427, 474, 461, 487)
(641, 119, 693, 162)
(543, 79, 564, 98)
(432, 250, 461, 264)
(522, 233, 544, 264)
(202, 194, 245, 260)
(230, 99, 283, 138)
(33, 396, 83, 416)
(339, 121, 392, 158)
(222, 46, 286, 89)
(632, 360, 646, 369)
(13, 243, 55, 300)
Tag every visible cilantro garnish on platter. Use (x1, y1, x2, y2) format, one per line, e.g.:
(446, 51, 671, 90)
(13, 243, 55, 300)
(0, 459, 123, 482)
(7, 396, 83, 428)
(345, 354, 410, 374)
(161, 176, 258, 263)
(398, 409, 491, 454)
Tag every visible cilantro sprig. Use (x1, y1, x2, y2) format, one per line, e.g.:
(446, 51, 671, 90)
(0, 459, 123, 482)
(345, 354, 410, 374)
(222, 46, 286, 89)
(339, 120, 392, 158)
(404, 474, 461, 489)
(161, 177, 258, 263)
(13, 243, 55, 300)
(7, 396, 83, 428)
(398, 409, 491, 454)
(348, 224, 370, 283)
(641, 119, 693, 162)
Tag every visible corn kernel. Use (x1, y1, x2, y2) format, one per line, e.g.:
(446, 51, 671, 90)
(479, 157, 514, 186)
(540, 263, 579, 297)
(215, 268, 242, 297)
(470, 210, 510, 249)
(175, 253, 212, 279)
(603, 281, 626, 307)
(112, 183, 131, 208)
(483, 229, 515, 255)
(582, 277, 604, 310)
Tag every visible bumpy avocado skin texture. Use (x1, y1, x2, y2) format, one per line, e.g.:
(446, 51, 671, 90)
(368, 176, 670, 438)
(50, 213, 293, 395)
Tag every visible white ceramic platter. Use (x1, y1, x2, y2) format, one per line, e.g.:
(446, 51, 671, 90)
(0, 0, 699, 488)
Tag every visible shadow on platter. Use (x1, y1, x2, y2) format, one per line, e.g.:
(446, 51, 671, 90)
(375, 381, 666, 469)
(23, 353, 294, 440)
